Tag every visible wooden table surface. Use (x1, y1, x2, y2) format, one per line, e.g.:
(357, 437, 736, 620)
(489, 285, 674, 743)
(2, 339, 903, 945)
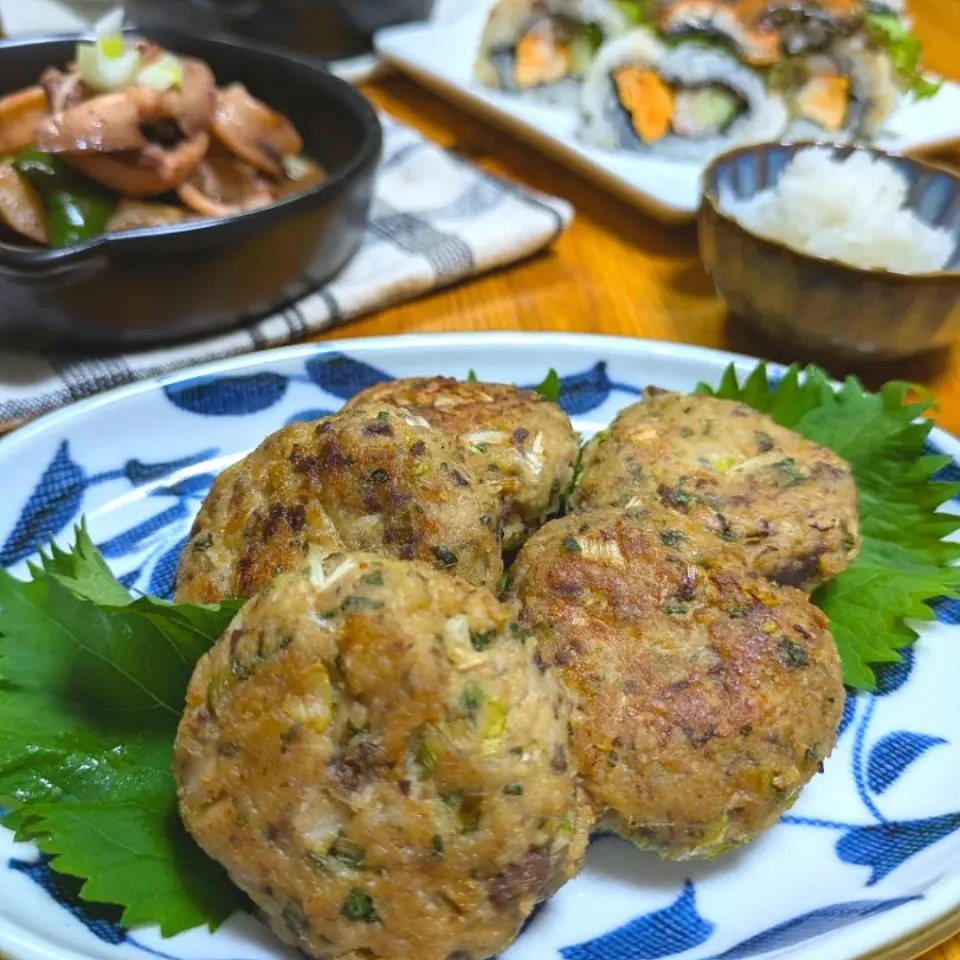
(324, 4, 960, 959)
(321, 0, 960, 446)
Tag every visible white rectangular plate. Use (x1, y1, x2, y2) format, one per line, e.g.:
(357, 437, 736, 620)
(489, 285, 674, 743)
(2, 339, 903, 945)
(375, 1, 960, 224)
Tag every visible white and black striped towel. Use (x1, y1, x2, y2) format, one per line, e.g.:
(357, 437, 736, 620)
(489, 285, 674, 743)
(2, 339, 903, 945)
(0, 115, 572, 430)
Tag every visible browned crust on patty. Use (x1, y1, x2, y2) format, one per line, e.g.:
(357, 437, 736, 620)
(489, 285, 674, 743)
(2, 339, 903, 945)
(345, 377, 578, 550)
(175, 403, 503, 603)
(509, 508, 845, 859)
(175, 554, 592, 960)
(571, 391, 860, 590)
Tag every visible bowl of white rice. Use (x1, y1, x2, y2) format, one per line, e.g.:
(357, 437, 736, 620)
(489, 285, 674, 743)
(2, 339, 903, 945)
(699, 142, 960, 359)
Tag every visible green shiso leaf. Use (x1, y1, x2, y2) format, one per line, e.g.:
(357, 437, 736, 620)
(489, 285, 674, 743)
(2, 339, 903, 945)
(697, 363, 960, 690)
(534, 368, 561, 403)
(0, 526, 244, 935)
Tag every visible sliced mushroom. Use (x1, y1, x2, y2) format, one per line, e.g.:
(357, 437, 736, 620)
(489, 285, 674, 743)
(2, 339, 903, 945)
(106, 198, 187, 232)
(0, 163, 48, 244)
(211, 83, 302, 177)
(66, 131, 209, 198)
(0, 85, 49, 154)
(177, 147, 277, 217)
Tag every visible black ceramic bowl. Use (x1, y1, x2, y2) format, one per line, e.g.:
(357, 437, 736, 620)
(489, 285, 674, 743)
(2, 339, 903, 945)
(127, 0, 437, 60)
(0, 30, 382, 348)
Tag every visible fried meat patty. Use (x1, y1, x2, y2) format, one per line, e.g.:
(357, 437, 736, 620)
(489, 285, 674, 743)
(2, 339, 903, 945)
(344, 377, 577, 550)
(175, 553, 592, 960)
(570, 391, 859, 590)
(509, 508, 845, 859)
(175, 403, 503, 603)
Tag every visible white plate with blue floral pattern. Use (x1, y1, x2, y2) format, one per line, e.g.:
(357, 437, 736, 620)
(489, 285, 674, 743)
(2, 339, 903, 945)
(1, 332, 959, 960)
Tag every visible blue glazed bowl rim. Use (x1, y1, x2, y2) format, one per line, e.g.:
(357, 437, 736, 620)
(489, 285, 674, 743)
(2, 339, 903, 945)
(0, 28, 383, 266)
(700, 140, 960, 283)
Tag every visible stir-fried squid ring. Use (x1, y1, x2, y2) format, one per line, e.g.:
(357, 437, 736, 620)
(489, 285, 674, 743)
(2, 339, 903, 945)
(211, 83, 303, 177)
(66, 132, 211, 198)
(158, 57, 217, 138)
(40, 68, 85, 114)
(178, 149, 278, 217)
(0, 38, 320, 247)
(0, 86, 50, 154)
(38, 89, 154, 153)
(36, 57, 216, 155)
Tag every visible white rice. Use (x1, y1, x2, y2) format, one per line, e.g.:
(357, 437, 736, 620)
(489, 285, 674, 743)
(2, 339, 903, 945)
(726, 148, 955, 273)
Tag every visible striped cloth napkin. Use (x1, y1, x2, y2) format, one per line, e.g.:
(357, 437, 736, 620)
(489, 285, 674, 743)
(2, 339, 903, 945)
(0, 115, 572, 431)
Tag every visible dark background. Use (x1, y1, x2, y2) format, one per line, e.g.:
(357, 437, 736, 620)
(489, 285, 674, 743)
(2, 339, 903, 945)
(126, 0, 436, 60)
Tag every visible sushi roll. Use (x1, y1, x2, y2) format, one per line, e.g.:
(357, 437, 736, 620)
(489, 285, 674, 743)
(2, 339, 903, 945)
(658, 0, 782, 65)
(736, 0, 863, 56)
(578, 29, 787, 160)
(860, 0, 939, 101)
(474, 0, 649, 108)
(763, 0, 937, 140)
(770, 39, 898, 139)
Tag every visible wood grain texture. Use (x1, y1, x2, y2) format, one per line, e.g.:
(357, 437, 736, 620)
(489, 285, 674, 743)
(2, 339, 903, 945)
(315, 0, 960, 446)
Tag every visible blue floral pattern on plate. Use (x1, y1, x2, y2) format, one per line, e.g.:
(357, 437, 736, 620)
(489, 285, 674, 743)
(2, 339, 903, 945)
(1, 335, 958, 960)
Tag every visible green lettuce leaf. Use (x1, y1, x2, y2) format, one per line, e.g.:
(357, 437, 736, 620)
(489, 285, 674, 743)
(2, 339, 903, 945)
(615, 0, 657, 27)
(865, 12, 942, 101)
(697, 363, 960, 690)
